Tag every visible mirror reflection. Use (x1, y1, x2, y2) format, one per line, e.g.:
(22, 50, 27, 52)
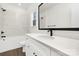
(39, 3, 79, 28)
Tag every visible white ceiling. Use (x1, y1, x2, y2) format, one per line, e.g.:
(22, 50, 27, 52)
(0, 3, 34, 10)
(10, 3, 33, 9)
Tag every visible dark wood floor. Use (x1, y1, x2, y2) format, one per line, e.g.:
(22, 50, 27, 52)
(0, 47, 25, 56)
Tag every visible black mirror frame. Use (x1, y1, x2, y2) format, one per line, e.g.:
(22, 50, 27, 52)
(38, 3, 79, 31)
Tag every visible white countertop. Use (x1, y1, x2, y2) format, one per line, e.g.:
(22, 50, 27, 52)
(26, 33, 79, 56)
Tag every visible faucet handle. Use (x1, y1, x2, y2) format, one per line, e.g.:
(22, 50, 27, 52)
(1, 31, 4, 34)
(1, 36, 6, 38)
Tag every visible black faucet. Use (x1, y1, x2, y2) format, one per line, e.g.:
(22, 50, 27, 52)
(1, 31, 4, 34)
(48, 30, 53, 36)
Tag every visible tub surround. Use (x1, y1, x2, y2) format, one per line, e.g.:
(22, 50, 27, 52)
(26, 33, 79, 56)
(0, 35, 26, 53)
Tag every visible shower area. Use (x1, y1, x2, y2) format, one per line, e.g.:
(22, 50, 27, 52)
(0, 3, 28, 56)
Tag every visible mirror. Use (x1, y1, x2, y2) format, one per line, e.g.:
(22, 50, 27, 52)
(38, 3, 79, 30)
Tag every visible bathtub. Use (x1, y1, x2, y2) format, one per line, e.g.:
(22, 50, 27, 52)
(0, 35, 26, 53)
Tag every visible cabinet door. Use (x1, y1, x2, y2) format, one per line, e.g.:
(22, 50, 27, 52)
(50, 48, 67, 56)
(25, 43, 36, 56)
(25, 37, 38, 56)
(51, 48, 61, 56)
(25, 36, 50, 56)
(29, 39, 50, 56)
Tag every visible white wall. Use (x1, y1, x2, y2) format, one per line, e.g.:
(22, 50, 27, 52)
(0, 6, 2, 33)
(0, 4, 28, 37)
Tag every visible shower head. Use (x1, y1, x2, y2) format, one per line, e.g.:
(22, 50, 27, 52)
(1, 8, 6, 11)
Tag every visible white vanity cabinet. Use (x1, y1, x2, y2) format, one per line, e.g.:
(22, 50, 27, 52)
(30, 39, 50, 56)
(25, 36, 50, 56)
(25, 35, 67, 56)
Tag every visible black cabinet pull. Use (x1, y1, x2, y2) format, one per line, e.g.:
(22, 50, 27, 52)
(33, 52, 35, 55)
(35, 55, 37, 56)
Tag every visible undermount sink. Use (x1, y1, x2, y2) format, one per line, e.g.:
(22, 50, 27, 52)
(29, 33, 55, 40)
(38, 35, 55, 40)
